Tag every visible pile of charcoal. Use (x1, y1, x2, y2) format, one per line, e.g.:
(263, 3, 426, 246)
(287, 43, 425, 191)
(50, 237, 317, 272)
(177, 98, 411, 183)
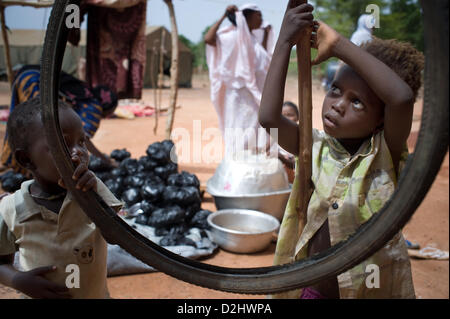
(89, 140, 213, 248)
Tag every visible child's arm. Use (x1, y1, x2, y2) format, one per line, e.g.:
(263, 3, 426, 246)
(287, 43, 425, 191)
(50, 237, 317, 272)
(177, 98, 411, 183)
(259, 1, 314, 156)
(0, 254, 71, 299)
(313, 23, 415, 170)
(204, 5, 238, 46)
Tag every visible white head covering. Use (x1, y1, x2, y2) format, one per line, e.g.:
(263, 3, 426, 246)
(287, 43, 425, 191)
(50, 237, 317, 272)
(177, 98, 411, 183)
(350, 14, 374, 46)
(239, 3, 261, 12)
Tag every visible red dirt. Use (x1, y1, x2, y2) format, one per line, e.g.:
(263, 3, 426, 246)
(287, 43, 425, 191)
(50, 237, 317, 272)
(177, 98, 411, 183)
(0, 75, 448, 299)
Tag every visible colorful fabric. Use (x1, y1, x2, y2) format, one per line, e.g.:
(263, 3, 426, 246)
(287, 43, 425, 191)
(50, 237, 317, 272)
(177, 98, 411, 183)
(300, 287, 328, 299)
(271, 129, 415, 299)
(0, 69, 41, 175)
(0, 67, 114, 172)
(83, 1, 147, 99)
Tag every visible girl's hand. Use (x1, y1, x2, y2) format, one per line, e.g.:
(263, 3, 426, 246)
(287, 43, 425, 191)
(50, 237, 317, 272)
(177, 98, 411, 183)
(12, 266, 71, 299)
(279, 1, 314, 47)
(225, 5, 238, 16)
(311, 21, 342, 65)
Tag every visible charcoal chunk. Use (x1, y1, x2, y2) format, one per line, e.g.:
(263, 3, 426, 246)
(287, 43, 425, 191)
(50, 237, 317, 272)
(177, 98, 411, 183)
(167, 171, 200, 189)
(122, 188, 142, 207)
(140, 200, 158, 215)
(140, 182, 165, 202)
(138, 156, 158, 172)
(110, 149, 131, 162)
(124, 175, 145, 188)
(154, 162, 178, 181)
(119, 158, 139, 175)
(162, 185, 200, 207)
(147, 205, 185, 227)
(190, 210, 212, 229)
(1, 173, 27, 192)
(146, 142, 170, 164)
(135, 213, 148, 226)
(88, 155, 111, 172)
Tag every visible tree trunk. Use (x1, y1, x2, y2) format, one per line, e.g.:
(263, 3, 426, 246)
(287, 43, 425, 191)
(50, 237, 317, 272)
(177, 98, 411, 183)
(164, 0, 179, 140)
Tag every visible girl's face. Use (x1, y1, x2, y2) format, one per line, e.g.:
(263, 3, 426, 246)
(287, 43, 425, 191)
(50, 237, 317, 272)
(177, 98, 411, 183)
(246, 11, 263, 30)
(322, 65, 384, 141)
(27, 107, 89, 189)
(282, 106, 299, 123)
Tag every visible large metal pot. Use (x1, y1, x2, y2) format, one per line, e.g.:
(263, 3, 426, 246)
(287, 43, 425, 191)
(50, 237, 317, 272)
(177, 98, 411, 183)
(207, 181, 291, 220)
(207, 153, 292, 220)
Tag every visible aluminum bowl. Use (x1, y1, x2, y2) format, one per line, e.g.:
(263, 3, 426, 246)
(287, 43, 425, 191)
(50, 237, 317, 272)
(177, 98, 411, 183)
(207, 209, 280, 253)
(207, 180, 292, 220)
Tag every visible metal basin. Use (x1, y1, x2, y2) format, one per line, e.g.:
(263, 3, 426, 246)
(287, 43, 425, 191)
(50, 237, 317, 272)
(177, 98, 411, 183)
(207, 209, 280, 254)
(207, 180, 292, 220)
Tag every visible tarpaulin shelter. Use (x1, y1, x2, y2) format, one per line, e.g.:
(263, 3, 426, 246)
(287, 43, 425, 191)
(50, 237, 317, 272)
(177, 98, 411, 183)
(144, 25, 193, 89)
(0, 0, 55, 86)
(0, 29, 86, 78)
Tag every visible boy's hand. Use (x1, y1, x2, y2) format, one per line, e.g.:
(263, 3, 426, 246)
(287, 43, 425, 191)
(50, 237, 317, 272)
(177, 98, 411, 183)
(58, 148, 97, 192)
(311, 21, 342, 65)
(279, 1, 314, 47)
(12, 265, 72, 299)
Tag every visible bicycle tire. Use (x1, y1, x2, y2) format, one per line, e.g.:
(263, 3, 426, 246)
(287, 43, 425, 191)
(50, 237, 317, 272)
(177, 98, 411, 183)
(39, 0, 448, 294)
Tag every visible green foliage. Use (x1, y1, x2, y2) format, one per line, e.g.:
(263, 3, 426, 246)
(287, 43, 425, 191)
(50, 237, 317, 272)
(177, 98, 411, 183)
(312, 0, 424, 51)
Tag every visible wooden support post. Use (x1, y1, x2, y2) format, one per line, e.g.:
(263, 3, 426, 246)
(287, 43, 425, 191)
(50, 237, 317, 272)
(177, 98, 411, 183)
(164, 0, 179, 140)
(0, 3, 13, 88)
(296, 0, 313, 230)
(154, 30, 166, 134)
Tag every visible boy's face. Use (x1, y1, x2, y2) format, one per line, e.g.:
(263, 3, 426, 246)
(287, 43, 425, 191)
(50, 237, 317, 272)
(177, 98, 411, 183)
(322, 65, 384, 140)
(282, 106, 299, 123)
(27, 107, 89, 187)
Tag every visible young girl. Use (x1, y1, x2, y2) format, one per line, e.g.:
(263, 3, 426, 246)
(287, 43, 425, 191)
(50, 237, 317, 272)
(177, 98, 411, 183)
(0, 98, 122, 298)
(259, 1, 424, 299)
(279, 101, 299, 183)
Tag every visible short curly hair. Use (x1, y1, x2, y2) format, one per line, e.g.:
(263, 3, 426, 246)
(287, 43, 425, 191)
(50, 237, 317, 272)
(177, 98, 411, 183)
(7, 97, 71, 153)
(361, 37, 425, 101)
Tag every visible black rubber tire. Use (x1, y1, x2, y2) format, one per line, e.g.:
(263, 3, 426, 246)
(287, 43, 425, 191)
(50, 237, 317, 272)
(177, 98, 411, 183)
(39, 0, 448, 294)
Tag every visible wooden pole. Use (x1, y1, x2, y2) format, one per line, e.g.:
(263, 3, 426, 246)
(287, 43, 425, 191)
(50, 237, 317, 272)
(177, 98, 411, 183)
(154, 30, 165, 134)
(0, 3, 13, 88)
(164, 0, 179, 140)
(295, 0, 313, 231)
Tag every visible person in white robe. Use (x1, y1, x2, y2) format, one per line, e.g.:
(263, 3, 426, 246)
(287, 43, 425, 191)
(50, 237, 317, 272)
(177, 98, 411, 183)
(205, 3, 275, 158)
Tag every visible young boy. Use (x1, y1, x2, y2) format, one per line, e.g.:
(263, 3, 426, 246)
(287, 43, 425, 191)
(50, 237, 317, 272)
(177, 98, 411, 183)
(0, 97, 122, 299)
(259, 1, 423, 298)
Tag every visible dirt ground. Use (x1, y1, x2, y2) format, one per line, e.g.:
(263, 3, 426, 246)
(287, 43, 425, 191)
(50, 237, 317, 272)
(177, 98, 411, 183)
(0, 74, 448, 299)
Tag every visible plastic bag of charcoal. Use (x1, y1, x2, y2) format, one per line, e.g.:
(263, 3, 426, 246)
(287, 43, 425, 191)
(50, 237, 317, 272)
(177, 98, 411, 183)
(93, 141, 218, 276)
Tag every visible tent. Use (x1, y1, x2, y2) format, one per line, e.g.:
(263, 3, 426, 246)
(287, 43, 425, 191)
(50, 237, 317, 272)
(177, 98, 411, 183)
(0, 29, 86, 78)
(0, 26, 194, 88)
(144, 25, 193, 89)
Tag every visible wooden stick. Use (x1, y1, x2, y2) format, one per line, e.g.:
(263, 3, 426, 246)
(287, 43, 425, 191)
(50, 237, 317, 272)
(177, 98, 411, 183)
(154, 29, 166, 134)
(0, 3, 13, 88)
(295, 0, 313, 230)
(164, 0, 179, 140)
